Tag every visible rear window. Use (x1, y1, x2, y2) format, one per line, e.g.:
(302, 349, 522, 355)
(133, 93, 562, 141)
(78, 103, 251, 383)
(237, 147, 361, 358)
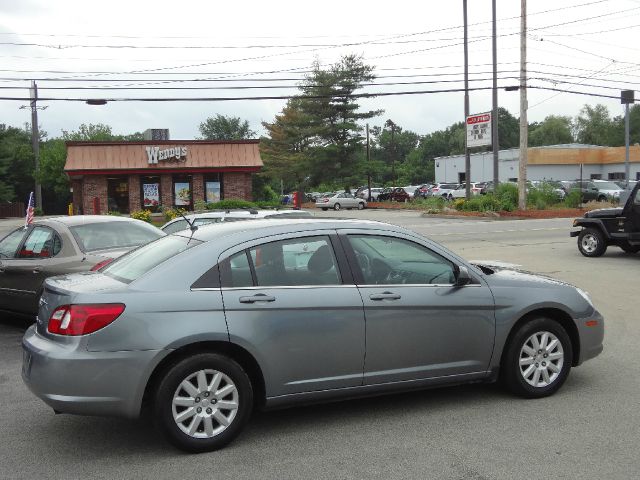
(70, 221, 163, 251)
(101, 235, 202, 283)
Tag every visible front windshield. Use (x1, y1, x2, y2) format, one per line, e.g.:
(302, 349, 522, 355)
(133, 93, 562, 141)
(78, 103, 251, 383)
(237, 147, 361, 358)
(101, 235, 202, 283)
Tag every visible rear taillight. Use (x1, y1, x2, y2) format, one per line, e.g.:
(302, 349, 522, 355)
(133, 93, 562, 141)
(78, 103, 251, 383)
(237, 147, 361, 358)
(432, 188, 440, 192)
(90, 258, 114, 271)
(47, 304, 125, 336)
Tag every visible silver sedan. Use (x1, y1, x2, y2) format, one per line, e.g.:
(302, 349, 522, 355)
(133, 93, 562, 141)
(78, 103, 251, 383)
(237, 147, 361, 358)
(315, 192, 367, 211)
(22, 218, 604, 452)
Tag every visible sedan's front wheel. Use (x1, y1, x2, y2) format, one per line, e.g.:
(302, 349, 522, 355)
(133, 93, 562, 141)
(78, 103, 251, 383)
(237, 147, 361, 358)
(153, 353, 253, 452)
(502, 317, 572, 398)
(334, 203, 341, 211)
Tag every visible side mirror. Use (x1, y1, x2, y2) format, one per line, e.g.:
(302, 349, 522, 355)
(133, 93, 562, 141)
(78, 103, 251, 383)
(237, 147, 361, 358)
(454, 265, 472, 286)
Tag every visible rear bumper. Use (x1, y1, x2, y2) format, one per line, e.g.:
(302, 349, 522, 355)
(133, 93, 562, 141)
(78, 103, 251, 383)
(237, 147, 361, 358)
(22, 325, 167, 418)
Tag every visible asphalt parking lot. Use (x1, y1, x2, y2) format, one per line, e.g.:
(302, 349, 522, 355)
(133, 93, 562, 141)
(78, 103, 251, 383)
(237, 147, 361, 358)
(1, 211, 638, 479)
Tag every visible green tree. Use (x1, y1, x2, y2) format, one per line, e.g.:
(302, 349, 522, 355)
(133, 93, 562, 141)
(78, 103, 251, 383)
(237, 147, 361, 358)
(0, 124, 34, 203)
(496, 107, 520, 149)
(297, 55, 383, 187)
(260, 98, 314, 190)
(198, 114, 256, 140)
(574, 104, 617, 146)
(528, 115, 574, 146)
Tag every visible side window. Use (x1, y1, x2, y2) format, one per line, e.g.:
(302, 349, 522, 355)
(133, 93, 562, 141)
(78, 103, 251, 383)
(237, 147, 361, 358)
(18, 226, 58, 258)
(249, 236, 340, 287)
(0, 228, 26, 259)
(162, 219, 189, 234)
(347, 235, 456, 285)
(226, 251, 253, 288)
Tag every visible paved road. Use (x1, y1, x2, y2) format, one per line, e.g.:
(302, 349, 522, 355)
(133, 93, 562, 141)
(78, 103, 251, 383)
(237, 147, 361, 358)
(0, 212, 638, 479)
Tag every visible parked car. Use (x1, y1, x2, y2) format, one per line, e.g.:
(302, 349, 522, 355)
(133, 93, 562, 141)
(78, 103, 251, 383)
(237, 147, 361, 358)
(376, 187, 395, 202)
(429, 183, 459, 198)
(356, 187, 383, 201)
(561, 180, 623, 203)
(449, 183, 483, 200)
(22, 218, 604, 452)
(414, 184, 435, 198)
(315, 192, 366, 211)
(389, 187, 414, 202)
(0, 215, 164, 319)
(614, 180, 638, 190)
(570, 180, 640, 256)
(161, 209, 312, 234)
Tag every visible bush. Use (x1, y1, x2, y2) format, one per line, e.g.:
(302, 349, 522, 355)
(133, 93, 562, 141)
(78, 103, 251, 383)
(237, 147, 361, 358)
(527, 184, 561, 210)
(255, 200, 282, 209)
(456, 195, 502, 212)
(130, 209, 152, 223)
(563, 190, 582, 208)
(34, 207, 44, 216)
(495, 183, 518, 211)
(193, 199, 208, 212)
(414, 197, 446, 213)
(163, 207, 186, 221)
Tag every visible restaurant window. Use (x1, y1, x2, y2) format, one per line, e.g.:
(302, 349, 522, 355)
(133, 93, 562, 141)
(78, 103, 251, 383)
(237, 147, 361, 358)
(107, 177, 129, 214)
(204, 173, 222, 204)
(140, 176, 161, 212)
(173, 175, 192, 210)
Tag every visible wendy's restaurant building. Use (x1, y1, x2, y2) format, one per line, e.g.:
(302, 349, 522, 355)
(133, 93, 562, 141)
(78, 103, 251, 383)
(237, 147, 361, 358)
(64, 139, 263, 215)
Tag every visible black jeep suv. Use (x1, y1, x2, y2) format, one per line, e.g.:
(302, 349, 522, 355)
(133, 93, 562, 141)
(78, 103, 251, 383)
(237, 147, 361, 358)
(570, 181, 640, 257)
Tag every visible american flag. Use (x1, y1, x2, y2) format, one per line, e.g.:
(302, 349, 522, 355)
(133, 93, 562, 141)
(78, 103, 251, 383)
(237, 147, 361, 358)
(25, 192, 34, 227)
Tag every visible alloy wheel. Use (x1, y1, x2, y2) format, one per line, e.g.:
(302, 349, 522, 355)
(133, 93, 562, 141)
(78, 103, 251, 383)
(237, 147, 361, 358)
(171, 369, 239, 439)
(518, 331, 564, 388)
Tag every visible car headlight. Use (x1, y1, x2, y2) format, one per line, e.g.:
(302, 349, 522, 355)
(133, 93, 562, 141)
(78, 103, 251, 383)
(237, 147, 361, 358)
(576, 287, 593, 307)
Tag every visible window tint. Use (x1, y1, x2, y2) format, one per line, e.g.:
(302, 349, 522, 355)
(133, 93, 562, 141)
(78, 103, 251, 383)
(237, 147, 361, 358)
(0, 228, 26, 259)
(347, 235, 455, 285)
(223, 236, 341, 288)
(162, 219, 189, 234)
(249, 236, 340, 287)
(226, 251, 253, 288)
(71, 221, 163, 251)
(18, 226, 60, 258)
(102, 236, 201, 283)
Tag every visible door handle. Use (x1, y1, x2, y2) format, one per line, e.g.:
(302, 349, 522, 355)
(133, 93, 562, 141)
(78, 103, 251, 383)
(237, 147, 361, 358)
(239, 294, 276, 304)
(32, 267, 42, 274)
(369, 292, 401, 301)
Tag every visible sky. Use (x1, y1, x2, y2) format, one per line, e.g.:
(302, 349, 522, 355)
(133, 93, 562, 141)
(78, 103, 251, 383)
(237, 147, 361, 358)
(1, 0, 639, 140)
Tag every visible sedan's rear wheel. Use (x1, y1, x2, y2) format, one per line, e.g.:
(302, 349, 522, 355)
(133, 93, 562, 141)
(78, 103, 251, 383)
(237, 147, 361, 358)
(154, 353, 253, 452)
(334, 203, 341, 211)
(357, 202, 365, 210)
(577, 228, 607, 257)
(502, 317, 572, 398)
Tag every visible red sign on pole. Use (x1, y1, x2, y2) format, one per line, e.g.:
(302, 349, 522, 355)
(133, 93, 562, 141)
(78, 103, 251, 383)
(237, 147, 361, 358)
(466, 112, 492, 148)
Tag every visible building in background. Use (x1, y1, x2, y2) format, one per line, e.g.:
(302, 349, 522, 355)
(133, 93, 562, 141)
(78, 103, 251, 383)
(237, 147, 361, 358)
(65, 138, 262, 214)
(435, 144, 640, 184)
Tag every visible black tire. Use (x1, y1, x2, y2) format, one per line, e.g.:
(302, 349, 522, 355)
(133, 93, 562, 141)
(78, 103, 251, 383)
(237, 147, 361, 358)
(333, 203, 341, 211)
(501, 317, 573, 399)
(357, 202, 365, 210)
(153, 353, 253, 453)
(597, 195, 607, 202)
(619, 242, 640, 254)
(577, 228, 607, 257)
(321, 207, 328, 211)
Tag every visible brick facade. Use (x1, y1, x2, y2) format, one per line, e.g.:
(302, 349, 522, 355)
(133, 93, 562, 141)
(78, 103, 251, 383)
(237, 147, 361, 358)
(192, 173, 204, 205)
(128, 175, 141, 212)
(82, 175, 108, 215)
(223, 172, 253, 201)
(71, 180, 83, 214)
(160, 175, 173, 209)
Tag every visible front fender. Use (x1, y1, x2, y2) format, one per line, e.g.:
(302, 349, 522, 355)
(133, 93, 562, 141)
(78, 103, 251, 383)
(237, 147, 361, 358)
(569, 219, 610, 239)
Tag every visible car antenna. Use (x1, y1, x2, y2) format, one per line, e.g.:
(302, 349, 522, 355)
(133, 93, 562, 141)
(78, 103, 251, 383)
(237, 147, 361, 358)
(178, 211, 198, 243)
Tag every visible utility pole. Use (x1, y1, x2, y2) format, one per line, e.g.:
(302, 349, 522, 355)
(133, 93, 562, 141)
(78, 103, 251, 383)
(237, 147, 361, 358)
(621, 90, 634, 188)
(463, 0, 471, 200)
(492, 0, 499, 188)
(385, 119, 397, 185)
(20, 80, 47, 210)
(518, 0, 528, 211)
(366, 123, 372, 201)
